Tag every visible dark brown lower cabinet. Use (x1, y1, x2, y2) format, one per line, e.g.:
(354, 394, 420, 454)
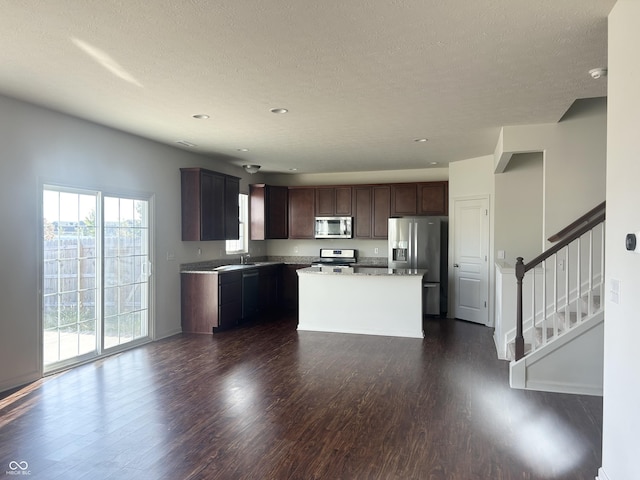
(259, 265, 281, 313)
(181, 271, 242, 333)
(181, 265, 284, 334)
(281, 264, 310, 311)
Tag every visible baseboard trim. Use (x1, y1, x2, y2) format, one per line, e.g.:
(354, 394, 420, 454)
(597, 466, 611, 480)
(525, 379, 603, 396)
(156, 328, 183, 340)
(0, 370, 41, 395)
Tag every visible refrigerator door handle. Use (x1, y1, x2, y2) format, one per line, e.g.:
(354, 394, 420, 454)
(407, 222, 413, 268)
(412, 220, 418, 269)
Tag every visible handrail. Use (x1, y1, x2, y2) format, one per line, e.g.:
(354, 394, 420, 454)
(523, 211, 605, 273)
(514, 209, 606, 361)
(547, 201, 605, 242)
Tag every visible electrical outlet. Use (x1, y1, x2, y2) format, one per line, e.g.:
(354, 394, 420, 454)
(374, 247, 379, 255)
(197, 248, 202, 256)
(294, 247, 299, 254)
(497, 250, 505, 260)
(166, 252, 175, 261)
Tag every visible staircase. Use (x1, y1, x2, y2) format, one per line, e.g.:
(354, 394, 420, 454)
(507, 202, 605, 395)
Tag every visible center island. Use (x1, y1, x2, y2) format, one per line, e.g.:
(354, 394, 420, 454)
(296, 266, 427, 338)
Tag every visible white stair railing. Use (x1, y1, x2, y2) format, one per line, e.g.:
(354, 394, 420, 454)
(514, 208, 605, 361)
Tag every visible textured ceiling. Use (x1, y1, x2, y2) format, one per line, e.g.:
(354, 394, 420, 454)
(0, 0, 614, 174)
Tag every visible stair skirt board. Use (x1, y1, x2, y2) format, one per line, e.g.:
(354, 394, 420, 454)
(509, 314, 604, 396)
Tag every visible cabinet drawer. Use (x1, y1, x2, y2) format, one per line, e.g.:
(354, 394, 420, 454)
(218, 271, 242, 284)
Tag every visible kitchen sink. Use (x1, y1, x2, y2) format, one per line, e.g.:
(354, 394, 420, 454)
(214, 264, 253, 271)
(213, 262, 278, 271)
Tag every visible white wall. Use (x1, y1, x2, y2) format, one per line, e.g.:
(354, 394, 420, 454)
(494, 153, 543, 265)
(600, 2, 640, 479)
(497, 98, 607, 244)
(0, 94, 261, 392)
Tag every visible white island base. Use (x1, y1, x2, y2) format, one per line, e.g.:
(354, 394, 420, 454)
(297, 267, 426, 338)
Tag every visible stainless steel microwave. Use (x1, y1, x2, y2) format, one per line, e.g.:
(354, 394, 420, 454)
(314, 217, 353, 239)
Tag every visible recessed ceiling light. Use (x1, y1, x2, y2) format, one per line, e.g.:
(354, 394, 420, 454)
(270, 108, 289, 114)
(192, 114, 210, 119)
(289, 168, 298, 171)
(237, 148, 249, 152)
(414, 138, 428, 143)
(589, 68, 607, 79)
(176, 140, 197, 147)
(430, 162, 439, 165)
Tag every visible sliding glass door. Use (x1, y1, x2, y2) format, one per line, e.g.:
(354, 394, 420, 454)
(42, 186, 151, 373)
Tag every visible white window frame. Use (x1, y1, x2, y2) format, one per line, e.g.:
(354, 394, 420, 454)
(226, 193, 248, 254)
(41, 183, 154, 375)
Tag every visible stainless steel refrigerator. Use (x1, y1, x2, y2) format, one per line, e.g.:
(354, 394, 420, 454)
(388, 216, 448, 316)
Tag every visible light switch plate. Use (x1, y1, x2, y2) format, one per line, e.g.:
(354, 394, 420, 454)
(610, 278, 620, 305)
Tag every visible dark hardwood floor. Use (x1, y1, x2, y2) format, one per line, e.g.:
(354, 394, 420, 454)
(0, 314, 602, 479)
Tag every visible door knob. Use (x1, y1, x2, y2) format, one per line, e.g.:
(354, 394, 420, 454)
(454, 264, 459, 268)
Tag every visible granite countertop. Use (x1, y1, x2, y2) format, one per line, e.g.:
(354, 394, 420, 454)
(181, 261, 283, 274)
(181, 256, 388, 273)
(297, 266, 427, 276)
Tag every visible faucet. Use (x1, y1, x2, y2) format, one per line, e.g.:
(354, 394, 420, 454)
(240, 253, 251, 265)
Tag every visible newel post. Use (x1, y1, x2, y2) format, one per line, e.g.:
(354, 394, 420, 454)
(515, 257, 525, 361)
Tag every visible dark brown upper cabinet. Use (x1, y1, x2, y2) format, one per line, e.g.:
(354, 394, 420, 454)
(288, 187, 315, 239)
(352, 185, 390, 238)
(315, 186, 352, 216)
(391, 184, 418, 216)
(180, 168, 240, 241)
(372, 185, 391, 238)
(250, 184, 288, 240)
(417, 181, 448, 215)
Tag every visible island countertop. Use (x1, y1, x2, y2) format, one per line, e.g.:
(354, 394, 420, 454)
(297, 266, 427, 276)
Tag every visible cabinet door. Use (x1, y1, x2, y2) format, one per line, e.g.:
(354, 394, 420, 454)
(353, 186, 372, 238)
(267, 186, 288, 238)
(180, 169, 202, 241)
(418, 182, 448, 215)
(180, 168, 240, 241)
(249, 184, 267, 240)
(391, 184, 417, 216)
(281, 264, 308, 310)
(218, 273, 242, 328)
(224, 176, 240, 240)
(201, 171, 226, 240)
(335, 187, 352, 215)
(315, 187, 335, 216)
(259, 265, 281, 312)
(372, 186, 391, 238)
(288, 188, 315, 238)
(250, 184, 288, 240)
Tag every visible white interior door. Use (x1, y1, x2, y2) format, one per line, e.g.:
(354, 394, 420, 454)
(453, 197, 489, 325)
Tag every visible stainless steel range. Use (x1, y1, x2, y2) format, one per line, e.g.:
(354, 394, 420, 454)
(311, 248, 357, 267)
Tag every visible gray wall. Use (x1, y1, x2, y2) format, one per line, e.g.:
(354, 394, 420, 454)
(0, 94, 260, 391)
